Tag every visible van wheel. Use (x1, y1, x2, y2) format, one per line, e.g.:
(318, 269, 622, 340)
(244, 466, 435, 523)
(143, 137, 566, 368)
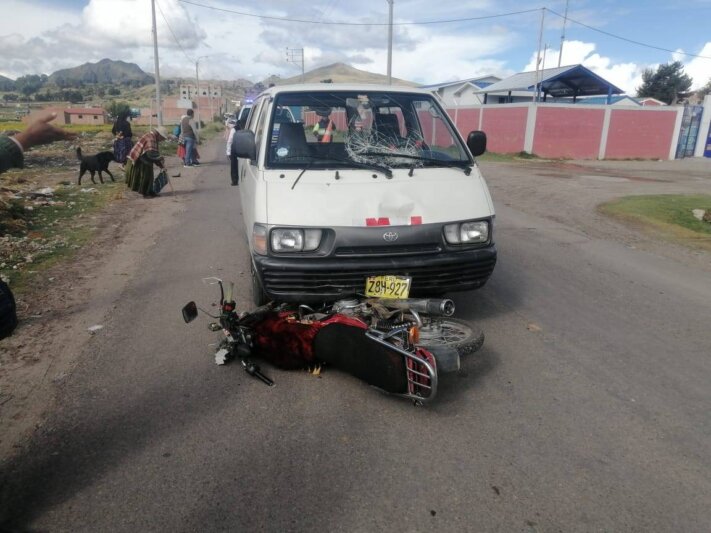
(251, 263, 269, 307)
(417, 318, 484, 356)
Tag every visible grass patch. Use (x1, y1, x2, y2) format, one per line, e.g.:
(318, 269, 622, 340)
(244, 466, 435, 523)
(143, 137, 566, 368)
(598, 194, 711, 251)
(0, 182, 123, 291)
(478, 151, 541, 163)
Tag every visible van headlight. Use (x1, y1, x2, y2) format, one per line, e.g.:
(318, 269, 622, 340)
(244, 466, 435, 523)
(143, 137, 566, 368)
(252, 224, 268, 255)
(271, 228, 322, 252)
(443, 220, 489, 244)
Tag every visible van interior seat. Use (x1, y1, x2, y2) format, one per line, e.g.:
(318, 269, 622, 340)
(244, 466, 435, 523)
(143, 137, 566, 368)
(276, 123, 310, 159)
(374, 113, 403, 144)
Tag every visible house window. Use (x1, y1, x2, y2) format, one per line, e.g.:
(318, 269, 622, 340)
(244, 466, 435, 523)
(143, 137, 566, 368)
(93, 115, 98, 119)
(78, 114, 83, 118)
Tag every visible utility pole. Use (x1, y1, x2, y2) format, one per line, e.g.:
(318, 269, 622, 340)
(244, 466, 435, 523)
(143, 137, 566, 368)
(195, 60, 201, 130)
(150, 0, 163, 126)
(534, 7, 546, 103)
(558, 0, 570, 68)
(386, 0, 394, 85)
(286, 48, 305, 83)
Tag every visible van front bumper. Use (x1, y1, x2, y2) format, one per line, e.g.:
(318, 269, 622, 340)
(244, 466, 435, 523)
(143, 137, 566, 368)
(253, 245, 497, 303)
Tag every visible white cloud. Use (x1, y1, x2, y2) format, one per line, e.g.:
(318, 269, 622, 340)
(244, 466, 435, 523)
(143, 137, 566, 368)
(674, 43, 711, 89)
(5, 0, 707, 96)
(524, 40, 646, 94)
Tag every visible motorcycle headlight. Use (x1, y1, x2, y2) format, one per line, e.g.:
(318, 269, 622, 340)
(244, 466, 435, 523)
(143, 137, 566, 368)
(271, 228, 322, 252)
(443, 220, 489, 245)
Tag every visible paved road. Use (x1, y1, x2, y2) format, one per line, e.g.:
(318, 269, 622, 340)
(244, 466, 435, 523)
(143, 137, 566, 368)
(2, 144, 710, 532)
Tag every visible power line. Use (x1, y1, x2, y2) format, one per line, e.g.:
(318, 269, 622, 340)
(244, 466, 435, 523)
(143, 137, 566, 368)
(177, 0, 539, 26)
(174, 0, 711, 62)
(156, 0, 194, 63)
(547, 7, 711, 61)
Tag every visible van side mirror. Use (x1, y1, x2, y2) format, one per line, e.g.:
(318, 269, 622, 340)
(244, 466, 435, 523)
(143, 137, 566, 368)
(467, 131, 487, 157)
(233, 130, 256, 161)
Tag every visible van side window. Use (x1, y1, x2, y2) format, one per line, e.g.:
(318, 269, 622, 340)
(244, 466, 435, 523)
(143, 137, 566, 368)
(246, 98, 263, 132)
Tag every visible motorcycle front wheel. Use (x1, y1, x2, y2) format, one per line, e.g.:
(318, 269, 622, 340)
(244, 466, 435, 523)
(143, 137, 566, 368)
(416, 318, 484, 356)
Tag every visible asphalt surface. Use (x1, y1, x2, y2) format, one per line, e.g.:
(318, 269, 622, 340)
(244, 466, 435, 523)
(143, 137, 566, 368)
(1, 144, 710, 532)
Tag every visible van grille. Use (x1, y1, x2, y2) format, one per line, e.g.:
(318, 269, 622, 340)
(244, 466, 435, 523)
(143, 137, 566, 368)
(334, 243, 441, 257)
(262, 257, 496, 296)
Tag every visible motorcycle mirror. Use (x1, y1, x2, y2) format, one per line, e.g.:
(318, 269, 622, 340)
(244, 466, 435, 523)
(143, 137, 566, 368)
(182, 301, 198, 323)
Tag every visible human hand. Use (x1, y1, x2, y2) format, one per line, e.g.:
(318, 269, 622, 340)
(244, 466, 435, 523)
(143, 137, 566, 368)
(14, 112, 77, 150)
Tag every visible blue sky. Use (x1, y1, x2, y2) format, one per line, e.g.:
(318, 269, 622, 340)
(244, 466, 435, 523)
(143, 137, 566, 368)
(2, 0, 711, 94)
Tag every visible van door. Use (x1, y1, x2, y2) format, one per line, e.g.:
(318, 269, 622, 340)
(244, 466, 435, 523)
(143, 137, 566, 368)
(239, 96, 269, 248)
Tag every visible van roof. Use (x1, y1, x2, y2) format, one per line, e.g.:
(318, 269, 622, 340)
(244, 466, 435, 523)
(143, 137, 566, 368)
(259, 83, 433, 98)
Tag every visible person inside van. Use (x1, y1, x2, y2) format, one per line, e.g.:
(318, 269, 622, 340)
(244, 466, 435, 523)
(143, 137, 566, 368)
(311, 107, 335, 143)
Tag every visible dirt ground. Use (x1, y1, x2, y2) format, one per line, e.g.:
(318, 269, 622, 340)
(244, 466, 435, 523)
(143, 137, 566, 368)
(479, 156, 711, 273)
(0, 144, 191, 458)
(0, 148, 709, 457)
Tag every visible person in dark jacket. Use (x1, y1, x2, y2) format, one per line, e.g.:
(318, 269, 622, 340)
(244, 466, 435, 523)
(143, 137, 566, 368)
(111, 109, 133, 167)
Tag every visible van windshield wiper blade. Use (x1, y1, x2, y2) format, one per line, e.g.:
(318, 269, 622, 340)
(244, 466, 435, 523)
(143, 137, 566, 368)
(331, 158, 393, 178)
(361, 151, 472, 175)
(277, 154, 392, 180)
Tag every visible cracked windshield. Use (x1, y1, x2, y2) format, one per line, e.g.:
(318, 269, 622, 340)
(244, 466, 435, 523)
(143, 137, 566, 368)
(267, 91, 469, 170)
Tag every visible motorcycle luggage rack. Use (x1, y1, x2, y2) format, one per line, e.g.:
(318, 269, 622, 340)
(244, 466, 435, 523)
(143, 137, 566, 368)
(365, 329, 438, 404)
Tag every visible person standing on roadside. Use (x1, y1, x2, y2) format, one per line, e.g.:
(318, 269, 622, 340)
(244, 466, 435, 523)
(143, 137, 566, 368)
(125, 126, 167, 197)
(111, 109, 133, 168)
(180, 108, 199, 167)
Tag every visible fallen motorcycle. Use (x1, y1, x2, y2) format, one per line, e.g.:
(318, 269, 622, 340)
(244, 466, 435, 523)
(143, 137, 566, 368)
(182, 278, 483, 404)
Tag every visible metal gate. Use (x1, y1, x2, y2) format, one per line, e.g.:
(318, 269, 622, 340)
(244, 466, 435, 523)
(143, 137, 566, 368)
(675, 104, 704, 158)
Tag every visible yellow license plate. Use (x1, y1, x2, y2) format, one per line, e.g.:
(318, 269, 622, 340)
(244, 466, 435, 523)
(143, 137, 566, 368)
(365, 275, 411, 299)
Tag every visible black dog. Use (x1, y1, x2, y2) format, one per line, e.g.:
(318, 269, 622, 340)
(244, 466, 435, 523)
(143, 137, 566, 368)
(76, 147, 116, 185)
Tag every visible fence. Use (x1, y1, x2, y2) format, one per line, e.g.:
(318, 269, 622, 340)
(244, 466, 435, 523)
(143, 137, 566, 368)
(446, 102, 684, 160)
(304, 100, 702, 161)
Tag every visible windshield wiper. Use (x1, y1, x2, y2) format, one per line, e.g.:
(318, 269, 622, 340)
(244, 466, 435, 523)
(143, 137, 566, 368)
(332, 158, 393, 178)
(291, 159, 313, 190)
(277, 154, 392, 179)
(361, 151, 472, 175)
(277, 154, 393, 186)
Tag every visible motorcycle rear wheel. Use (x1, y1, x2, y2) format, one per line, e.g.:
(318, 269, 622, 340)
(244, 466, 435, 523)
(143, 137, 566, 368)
(417, 318, 484, 356)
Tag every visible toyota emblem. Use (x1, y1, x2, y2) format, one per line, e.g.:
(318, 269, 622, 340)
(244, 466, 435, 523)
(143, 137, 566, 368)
(383, 231, 399, 242)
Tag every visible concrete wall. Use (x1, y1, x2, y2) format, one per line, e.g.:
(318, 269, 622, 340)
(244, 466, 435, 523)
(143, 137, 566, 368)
(448, 102, 683, 160)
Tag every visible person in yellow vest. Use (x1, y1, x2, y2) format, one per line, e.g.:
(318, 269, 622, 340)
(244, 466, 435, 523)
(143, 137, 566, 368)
(311, 107, 335, 142)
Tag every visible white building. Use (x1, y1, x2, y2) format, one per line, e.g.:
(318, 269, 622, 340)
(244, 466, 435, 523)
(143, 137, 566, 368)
(419, 76, 502, 107)
(180, 83, 222, 99)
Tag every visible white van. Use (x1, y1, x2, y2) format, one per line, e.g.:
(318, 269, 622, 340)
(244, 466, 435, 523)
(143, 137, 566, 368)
(232, 84, 496, 305)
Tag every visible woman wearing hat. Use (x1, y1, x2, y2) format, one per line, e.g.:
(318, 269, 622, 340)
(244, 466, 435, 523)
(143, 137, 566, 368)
(125, 126, 167, 197)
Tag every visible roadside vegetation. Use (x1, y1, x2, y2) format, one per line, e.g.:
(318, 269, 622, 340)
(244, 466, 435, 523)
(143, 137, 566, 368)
(0, 115, 225, 291)
(0, 181, 123, 291)
(599, 194, 711, 251)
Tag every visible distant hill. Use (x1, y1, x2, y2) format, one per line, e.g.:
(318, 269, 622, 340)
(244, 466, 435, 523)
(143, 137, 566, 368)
(277, 62, 416, 86)
(0, 75, 14, 91)
(49, 58, 154, 87)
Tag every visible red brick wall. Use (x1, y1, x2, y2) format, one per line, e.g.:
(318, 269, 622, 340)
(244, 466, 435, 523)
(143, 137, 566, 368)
(445, 104, 679, 160)
(480, 106, 528, 153)
(605, 109, 677, 160)
(533, 107, 605, 159)
(451, 108, 481, 134)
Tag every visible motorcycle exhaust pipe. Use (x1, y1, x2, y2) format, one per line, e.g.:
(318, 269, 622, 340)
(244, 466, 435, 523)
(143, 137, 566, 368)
(378, 298, 455, 317)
